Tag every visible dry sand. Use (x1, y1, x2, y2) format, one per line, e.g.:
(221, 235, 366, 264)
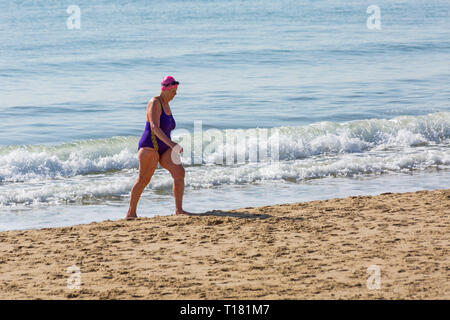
(0, 189, 449, 300)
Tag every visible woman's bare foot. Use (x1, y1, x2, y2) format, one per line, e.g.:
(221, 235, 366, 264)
(125, 211, 138, 220)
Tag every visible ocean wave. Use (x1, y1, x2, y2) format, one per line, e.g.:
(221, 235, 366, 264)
(0, 147, 448, 208)
(0, 112, 448, 183)
(0, 136, 139, 182)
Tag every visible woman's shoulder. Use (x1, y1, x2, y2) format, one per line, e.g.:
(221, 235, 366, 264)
(148, 96, 162, 107)
(146, 97, 162, 122)
(149, 96, 161, 103)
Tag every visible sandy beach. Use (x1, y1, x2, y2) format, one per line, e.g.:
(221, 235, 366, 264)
(0, 188, 448, 300)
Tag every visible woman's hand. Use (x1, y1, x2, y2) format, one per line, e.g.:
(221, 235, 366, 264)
(171, 143, 183, 154)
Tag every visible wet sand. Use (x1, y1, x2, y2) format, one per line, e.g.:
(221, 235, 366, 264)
(0, 188, 448, 299)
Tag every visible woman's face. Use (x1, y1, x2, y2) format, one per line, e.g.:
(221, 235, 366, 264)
(169, 87, 177, 100)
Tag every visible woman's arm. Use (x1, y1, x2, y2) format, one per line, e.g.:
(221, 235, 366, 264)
(148, 98, 177, 149)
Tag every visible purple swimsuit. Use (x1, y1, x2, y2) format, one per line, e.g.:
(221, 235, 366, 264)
(138, 97, 176, 155)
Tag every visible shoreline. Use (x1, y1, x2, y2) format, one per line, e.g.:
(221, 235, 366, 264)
(0, 188, 448, 299)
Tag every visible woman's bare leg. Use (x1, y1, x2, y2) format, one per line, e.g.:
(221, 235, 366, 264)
(126, 148, 159, 219)
(159, 148, 192, 215)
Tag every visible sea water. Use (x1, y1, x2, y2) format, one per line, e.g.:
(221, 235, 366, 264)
(0, 0, 449, 231)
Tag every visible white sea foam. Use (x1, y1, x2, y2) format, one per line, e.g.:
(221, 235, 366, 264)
(1, 146, 448, 207)
(1, 112, 448, 184)
(0, 112, 448, 207)
(0, 137, 139, 182)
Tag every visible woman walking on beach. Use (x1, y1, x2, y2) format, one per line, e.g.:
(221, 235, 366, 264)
(126, 76, 192, 219)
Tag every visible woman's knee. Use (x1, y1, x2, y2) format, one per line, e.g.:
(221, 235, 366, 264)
(171, 166, 185, 180)
(137, 175, 151, 187)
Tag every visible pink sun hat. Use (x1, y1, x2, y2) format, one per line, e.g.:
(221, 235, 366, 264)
(161, 76, 179, 91)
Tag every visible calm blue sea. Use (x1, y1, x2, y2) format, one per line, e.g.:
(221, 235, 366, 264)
(1, 0, 449, 231)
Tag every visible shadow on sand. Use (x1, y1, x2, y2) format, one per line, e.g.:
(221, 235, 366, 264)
(194, 210, 272, 220)
(192, 210, 304, 222)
